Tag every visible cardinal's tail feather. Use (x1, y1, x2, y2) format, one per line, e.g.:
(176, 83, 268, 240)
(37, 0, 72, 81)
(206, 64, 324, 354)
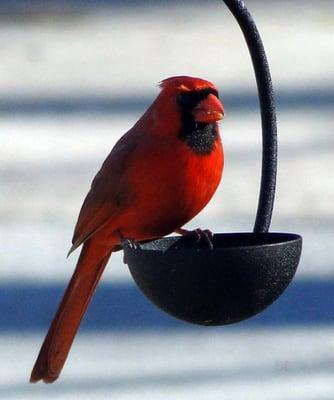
(30, 240, 113, 384)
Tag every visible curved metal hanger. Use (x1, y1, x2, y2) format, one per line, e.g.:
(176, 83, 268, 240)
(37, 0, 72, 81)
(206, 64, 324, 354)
(223, 0, 277, 233)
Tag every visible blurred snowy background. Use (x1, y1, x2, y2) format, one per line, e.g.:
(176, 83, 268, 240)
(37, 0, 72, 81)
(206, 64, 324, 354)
(1, 0, 334, 398)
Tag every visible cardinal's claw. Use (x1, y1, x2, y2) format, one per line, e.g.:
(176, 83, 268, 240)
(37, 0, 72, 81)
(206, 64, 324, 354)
(194, 228, 214, 249)
(194, 229, 214, 249)
(115, 229, 140, 250)
(122, 239, 141, 250)
(175, 228, 214, 249)
(120, 239, 141, 264)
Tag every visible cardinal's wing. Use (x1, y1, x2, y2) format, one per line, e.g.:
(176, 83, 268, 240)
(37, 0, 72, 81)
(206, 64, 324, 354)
(68, 134, 139, 256)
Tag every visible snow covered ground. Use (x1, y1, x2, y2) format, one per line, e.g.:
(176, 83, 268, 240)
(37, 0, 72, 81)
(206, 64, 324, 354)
(1, 1, 334, 398)
(2, 329, 334, 400)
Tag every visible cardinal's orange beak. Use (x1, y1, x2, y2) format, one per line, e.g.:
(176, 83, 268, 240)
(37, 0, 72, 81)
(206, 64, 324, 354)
(192, 94, 225, 123)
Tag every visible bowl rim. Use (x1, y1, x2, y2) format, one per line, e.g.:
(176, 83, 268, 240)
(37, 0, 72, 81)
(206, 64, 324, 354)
(124, 232, 302, 254)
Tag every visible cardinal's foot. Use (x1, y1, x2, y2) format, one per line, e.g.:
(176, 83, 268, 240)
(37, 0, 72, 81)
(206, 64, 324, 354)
(175, 228, 214, 249)
(115, 229, 140, 249)
(119, 238, 141, 264)
(121, 238, 141, 250)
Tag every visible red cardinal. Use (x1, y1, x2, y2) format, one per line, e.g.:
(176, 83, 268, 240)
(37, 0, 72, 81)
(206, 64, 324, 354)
(30, 76, 224, 383)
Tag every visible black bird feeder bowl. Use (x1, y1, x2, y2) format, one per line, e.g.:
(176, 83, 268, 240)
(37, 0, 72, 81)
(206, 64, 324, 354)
(123, 0, 302, 326)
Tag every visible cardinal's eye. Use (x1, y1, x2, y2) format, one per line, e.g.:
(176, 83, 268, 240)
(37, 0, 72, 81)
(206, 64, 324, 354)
(177, 89, 219, 111)
(177, 92, 193, 108)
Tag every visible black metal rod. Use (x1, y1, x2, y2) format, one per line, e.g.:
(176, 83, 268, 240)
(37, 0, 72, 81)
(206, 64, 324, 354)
(223, 0, 277, 233)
